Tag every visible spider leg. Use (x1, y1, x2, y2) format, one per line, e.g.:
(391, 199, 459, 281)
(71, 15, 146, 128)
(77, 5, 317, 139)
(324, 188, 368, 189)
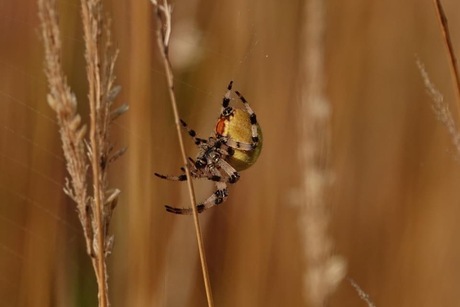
(186, 156, 230, 183)
(221, 137, 254, 151)
(221, 80, 233, 113)
(180, 119, 208, 145)
(165, 177, 229, 215)
(234, 90, 260, 149)
(216, 159, 240, 183)
(154, 172, 187, 181)
(154, 160, 200, 181)
(218, 82, 258, 151)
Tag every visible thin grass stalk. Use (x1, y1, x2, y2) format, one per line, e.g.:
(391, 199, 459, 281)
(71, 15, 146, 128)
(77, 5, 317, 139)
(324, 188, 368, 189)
(150, 1, 214, 306)
(431, 0, 460, 119)
(80, 2, 108, 305)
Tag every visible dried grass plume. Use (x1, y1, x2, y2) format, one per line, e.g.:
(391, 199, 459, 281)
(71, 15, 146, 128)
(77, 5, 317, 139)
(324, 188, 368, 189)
(38, 0, 127, 305)
(298, 0, 346, 305)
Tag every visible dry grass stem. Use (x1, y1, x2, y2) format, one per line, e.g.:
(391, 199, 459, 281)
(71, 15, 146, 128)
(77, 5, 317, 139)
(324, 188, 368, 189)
(348, 278, 376, 307)
(299, 0, 346, 305)
(432, 0, 460, 117)
(38, 0, 126, 305)
(150, 1, 214, 306)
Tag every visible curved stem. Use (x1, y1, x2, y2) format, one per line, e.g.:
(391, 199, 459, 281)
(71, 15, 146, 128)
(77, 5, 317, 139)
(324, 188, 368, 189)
(151, 1, 214, 306)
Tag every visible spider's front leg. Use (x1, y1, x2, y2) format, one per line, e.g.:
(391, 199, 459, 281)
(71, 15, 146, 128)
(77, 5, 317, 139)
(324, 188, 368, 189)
(234, 90, 260, 149)
(220, 80, 233, 115)
(180, 119, 208, 145)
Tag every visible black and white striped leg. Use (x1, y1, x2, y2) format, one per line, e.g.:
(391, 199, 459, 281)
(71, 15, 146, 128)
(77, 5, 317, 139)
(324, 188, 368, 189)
(223, 138, 254, 151)
(217, 159, 240, 183)
(165, 173, 229, 215)
(154, 171, 188, 181)
(221, 80, 233, 114)
(154, 162, 199, 182)
(179, 119, 208, 145)
(234, 90, 259, 149)
(216, 142, 235, 156)
(184, 157, 227, 182)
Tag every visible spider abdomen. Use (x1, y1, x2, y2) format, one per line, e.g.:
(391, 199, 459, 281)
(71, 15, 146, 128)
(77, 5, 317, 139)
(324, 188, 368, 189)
(216, 108, 262, 171)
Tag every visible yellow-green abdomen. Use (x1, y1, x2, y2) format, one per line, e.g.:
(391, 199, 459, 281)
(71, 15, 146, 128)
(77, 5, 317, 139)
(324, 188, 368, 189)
(216, 109, 263, 172)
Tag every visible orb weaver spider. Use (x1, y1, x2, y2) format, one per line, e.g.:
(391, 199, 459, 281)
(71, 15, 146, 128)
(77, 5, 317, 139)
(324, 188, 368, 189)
(155, 81, 262, 214)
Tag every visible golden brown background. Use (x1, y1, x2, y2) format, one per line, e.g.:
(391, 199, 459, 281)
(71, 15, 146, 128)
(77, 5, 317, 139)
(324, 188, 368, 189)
(1, 0, 460, 306)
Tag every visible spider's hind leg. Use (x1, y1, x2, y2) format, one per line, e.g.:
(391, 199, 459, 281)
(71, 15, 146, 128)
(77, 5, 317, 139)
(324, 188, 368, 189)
(222, 137, 254, 151)
(154, 153, 204, 182)
(217, 159, 240, 184)
(154, 162, 196, 181)
(165, 180, 229, 215)
(154, 172, 188, 181)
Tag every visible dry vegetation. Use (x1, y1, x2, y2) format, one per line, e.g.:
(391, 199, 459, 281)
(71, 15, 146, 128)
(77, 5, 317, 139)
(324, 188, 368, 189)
(38, 0, 126, 305)
(1, 0, 460, 306)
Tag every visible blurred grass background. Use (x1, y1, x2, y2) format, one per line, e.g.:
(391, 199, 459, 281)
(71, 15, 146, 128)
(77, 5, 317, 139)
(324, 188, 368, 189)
(1, 0, 460, 306)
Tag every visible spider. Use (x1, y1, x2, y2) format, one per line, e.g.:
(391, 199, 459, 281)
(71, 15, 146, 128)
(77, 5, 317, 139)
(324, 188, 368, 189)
(155, 81, 262, 214)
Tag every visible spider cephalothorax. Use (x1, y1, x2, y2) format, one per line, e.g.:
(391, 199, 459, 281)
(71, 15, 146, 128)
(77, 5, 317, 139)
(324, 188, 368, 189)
(155, 81, 262, 214)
